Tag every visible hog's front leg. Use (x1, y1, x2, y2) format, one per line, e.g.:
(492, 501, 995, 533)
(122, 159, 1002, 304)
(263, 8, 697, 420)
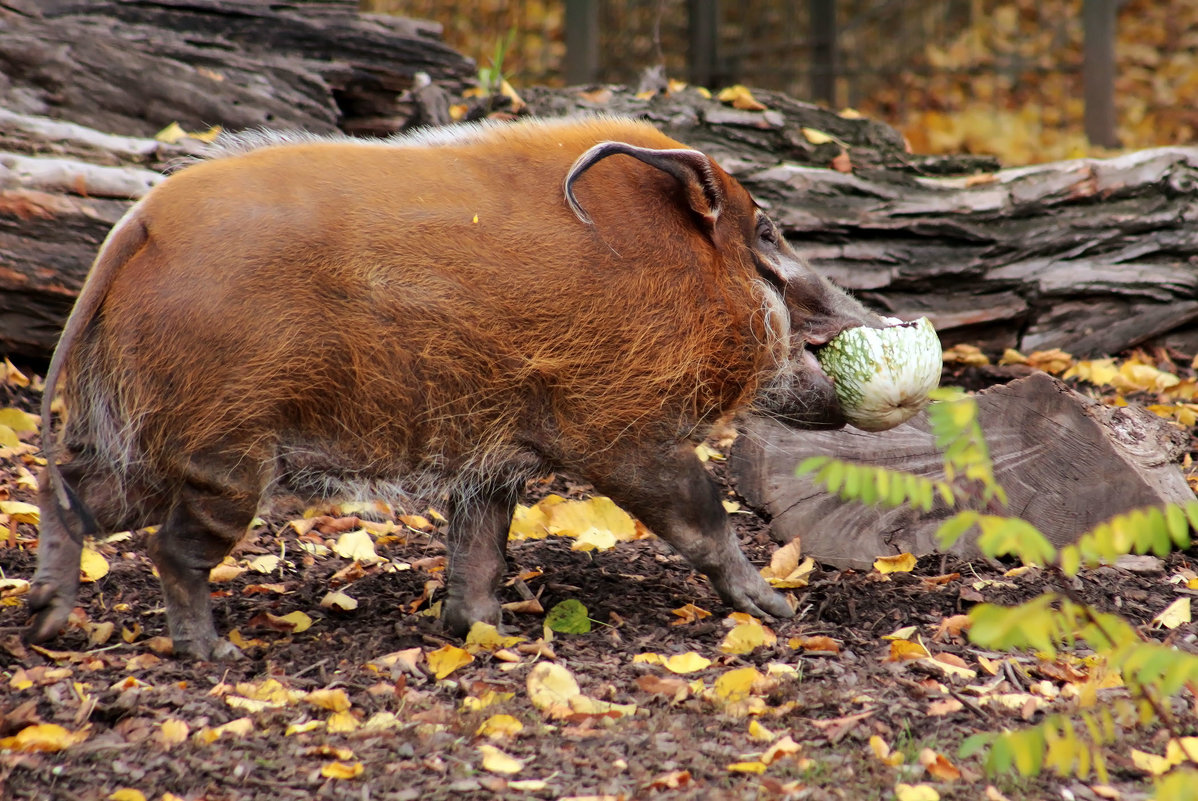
(589, 443, 794, 620)
(442, 485, 519, 636)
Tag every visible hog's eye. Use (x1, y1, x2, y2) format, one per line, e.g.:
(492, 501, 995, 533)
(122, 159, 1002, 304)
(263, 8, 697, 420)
(756, 217, 778, 246)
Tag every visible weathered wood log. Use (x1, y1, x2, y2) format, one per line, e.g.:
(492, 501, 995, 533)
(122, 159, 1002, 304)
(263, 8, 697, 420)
(729, 373, 1194, 569)
(0, 0, 475, 138)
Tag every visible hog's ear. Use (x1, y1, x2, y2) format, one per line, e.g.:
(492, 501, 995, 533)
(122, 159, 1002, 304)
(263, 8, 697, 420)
(565, 142, 722, 230)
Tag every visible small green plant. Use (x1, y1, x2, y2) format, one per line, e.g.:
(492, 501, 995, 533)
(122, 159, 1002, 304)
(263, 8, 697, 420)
(799, 388, 1198, 798)
(476, 27, 516, 98)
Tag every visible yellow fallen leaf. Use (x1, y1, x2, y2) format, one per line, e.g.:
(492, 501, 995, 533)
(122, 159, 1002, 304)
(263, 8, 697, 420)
(466, 621, 525, 651)
(362, 711, 401, 731)
(895, 784, 940, 801)
(108, 790, 147, 801)
(726, 761, 767, 774)
(720, 617, 776, 654)
(0, 723, 89, 752)
(154, 122, 187, 143)
(748, 720, 776, 742)
(246, 554, 280, 573)
(157, 719, 189, 750)
(801, 127, 835, 145)
(194, 717, 253, 744)
(919, 747, 962, 781)
(547, 496, 637, 542)
(326, 710, 358, 734)
(0, 425, 18, 447)
(713, 666, 763, 703)
(306, 688, 351, 712)
(527, 662, 580, 712)
(762, 540, 814, 588)
(716, 84, 767, 111)
(870, 735, 904, 766)
(569, 695, 637, 717)
(1112, 360, 1179, 393)
(1167, 736, 1198, 765)
(571, 527, 617, 551)
(694, 443, 724, 461)
(476, 714, 524, 739)
(888, 639, 931, 661)
(1064, 358, 1119, 386)
(874, 553, 917, 574)
(1131, 747, 1174, 776)
(0, 500, 40, 525)
(942, 344, 989, 366)
(461, 690, 515, 712)
(997, 349, 1028, 366)
(762, 735, 802, 765)
(926, 654, 977, 679)
(1151, 598, 1191, 629)
(478, 743, 523, 775)
(277, 610, 312, 633)
(285, 721, 324, 736)
(225, 695, 274, 714)
(225, 629, 264, 651)
(369, 647, 424, 675)
(508, 499, 554, 540)
(208, 557, 245, 583)
(1025, 349, 1073, 374)
(320, 591, 358, 611)
(2, 358, 29, 387)
(320, 761, 364, 780)
(508, 779, 549, 791)
(788, 635, 841, 654)
(884, 625, 918, 640)
(79, 546, 109, 582)
(427, 644, 474, 680)
(0, 408, 37, 433)
(662, 652, 712, 674)
(670, 603, 712, 625)
(333, 529, 383, 564)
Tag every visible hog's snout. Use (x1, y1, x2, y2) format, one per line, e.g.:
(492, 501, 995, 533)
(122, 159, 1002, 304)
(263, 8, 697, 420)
(755, 343, 847, 429)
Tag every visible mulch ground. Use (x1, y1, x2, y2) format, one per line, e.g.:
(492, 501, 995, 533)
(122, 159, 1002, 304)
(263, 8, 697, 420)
(0, 372, 1195, 801)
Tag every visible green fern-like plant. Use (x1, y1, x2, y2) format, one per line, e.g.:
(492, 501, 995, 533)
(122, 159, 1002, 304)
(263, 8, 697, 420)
(799, 390, 1198, 798)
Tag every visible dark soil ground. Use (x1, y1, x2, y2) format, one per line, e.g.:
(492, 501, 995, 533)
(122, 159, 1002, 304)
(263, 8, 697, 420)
(0, 370, 1195, 801)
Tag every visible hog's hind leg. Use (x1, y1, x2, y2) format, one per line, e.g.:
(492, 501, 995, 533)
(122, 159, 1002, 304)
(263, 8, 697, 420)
(26, 463, 91, 644)
(148, 459, 263, 661)
(27, 456, 158, 644)
(588, 443, 794, 621)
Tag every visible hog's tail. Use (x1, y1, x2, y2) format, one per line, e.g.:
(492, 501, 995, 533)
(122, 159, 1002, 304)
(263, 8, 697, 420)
(27, 210, 148, 643)
(40, 211, 149, 526)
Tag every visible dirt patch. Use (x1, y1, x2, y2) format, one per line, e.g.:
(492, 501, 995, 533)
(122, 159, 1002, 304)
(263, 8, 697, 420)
(0, 378, 1195, 801)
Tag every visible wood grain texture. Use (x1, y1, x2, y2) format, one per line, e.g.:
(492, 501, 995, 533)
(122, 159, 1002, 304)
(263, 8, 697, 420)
(729, 373, 1193, 569)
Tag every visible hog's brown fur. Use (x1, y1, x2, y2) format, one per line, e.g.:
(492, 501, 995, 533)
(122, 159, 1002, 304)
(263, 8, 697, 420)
(28, 116, 877, 658)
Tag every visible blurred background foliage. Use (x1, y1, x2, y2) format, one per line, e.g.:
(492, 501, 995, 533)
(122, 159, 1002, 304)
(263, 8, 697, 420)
(363, 0, 1196, 166)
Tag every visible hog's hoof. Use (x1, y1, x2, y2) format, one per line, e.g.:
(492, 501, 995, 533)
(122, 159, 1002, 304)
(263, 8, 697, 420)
(442, 597, 502, 638)
(719, 578, 795, 621)
(24, 582, 75, 644)
(173, 637, 245, 662)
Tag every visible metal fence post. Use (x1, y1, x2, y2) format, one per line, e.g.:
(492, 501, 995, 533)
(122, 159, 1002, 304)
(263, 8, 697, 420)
(1083, 0, 1119, 147)
(565, 0, 599, 85)
(810, 0, 836, 105)
(688, 0, 719, 88)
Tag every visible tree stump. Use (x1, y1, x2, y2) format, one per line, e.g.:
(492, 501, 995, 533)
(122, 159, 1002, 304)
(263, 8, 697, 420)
(729, 372, 1194, 568)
